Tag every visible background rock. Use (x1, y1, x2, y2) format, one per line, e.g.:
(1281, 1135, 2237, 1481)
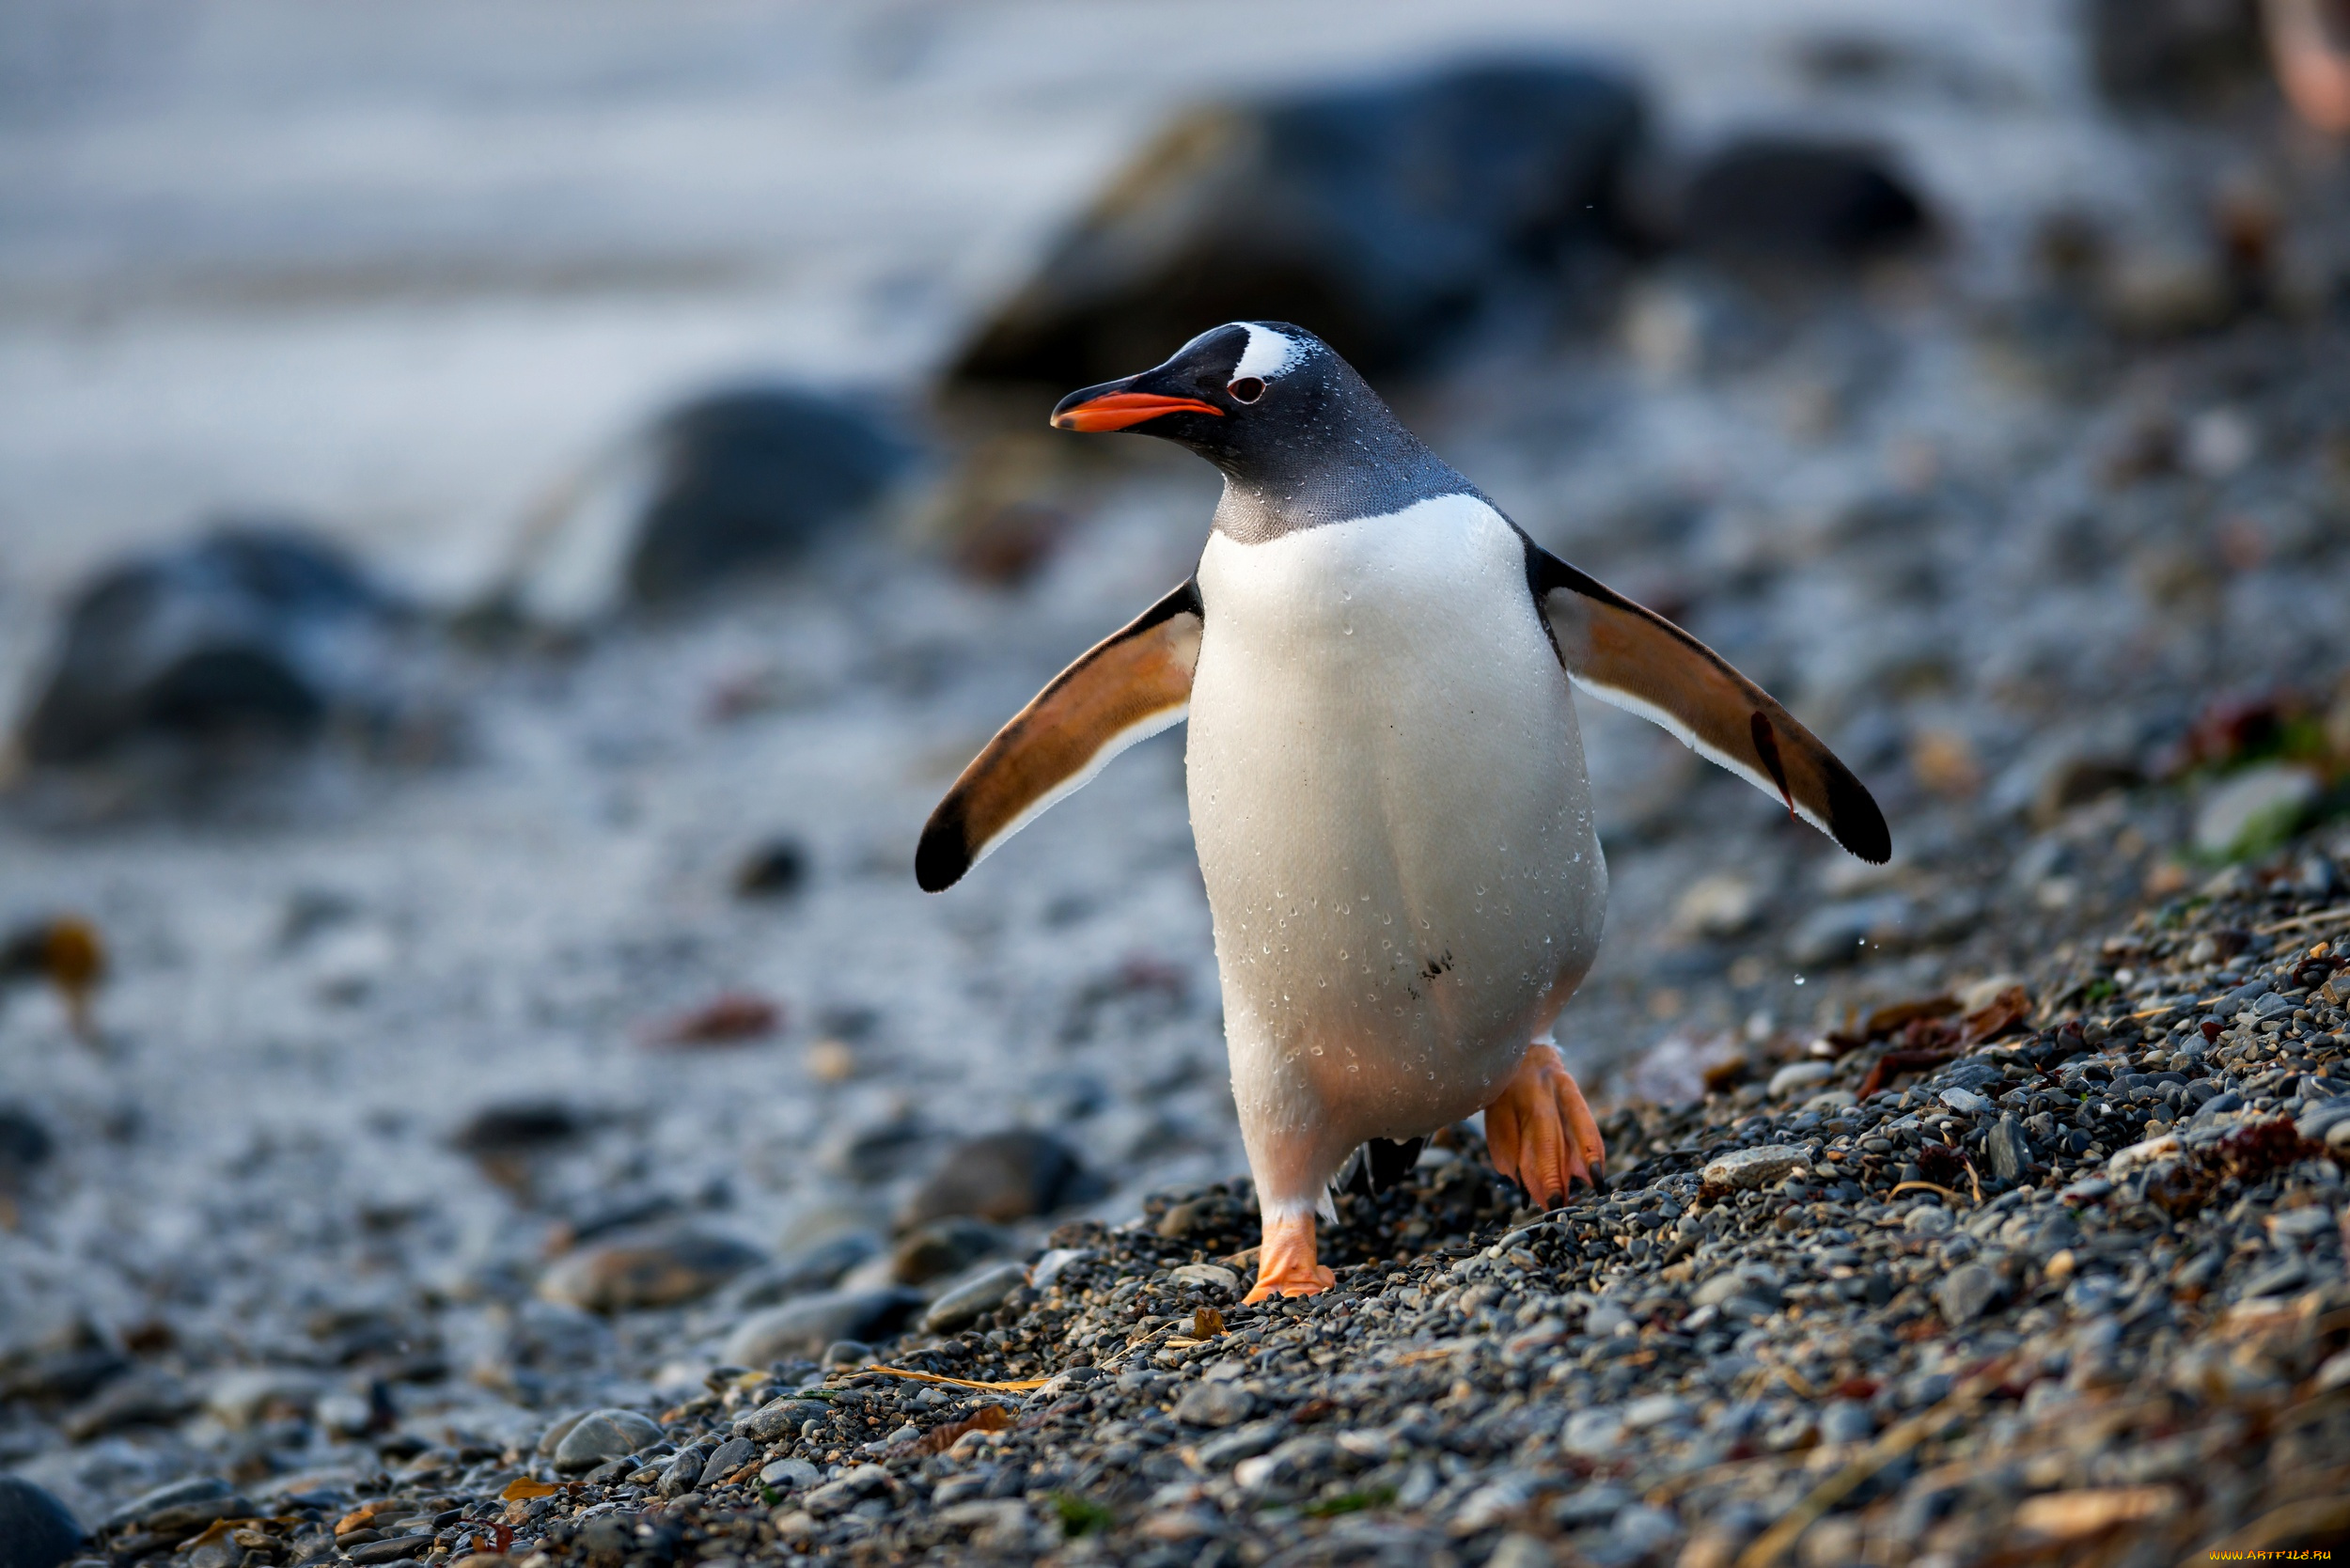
(0, 1477, 82, 1568)
(538, 1231, 765, 1313)
(899, 1130, 1086, 1229)
(948, 58, 1645, 386)
(1678, 137, 1932, 269)
(14, 526, 416, 767)
(499, 386, 911, 624)
(722, 1288, 923, 1367)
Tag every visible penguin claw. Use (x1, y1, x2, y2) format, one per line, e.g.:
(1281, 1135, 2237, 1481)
(1485, 1042, 1607, 1208)
(1244, 1210, 1335, 1303)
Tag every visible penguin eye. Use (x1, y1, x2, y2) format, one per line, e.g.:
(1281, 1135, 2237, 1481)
(1226, 376, 1265, 404)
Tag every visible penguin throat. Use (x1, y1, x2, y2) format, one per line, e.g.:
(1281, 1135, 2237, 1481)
(1209, 431, 1477, 544)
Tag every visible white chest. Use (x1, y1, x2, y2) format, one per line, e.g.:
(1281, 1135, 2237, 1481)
(1186, 494, 1606, 1144)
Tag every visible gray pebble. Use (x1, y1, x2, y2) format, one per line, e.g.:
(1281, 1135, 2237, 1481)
(553, 1407, 664, 1473)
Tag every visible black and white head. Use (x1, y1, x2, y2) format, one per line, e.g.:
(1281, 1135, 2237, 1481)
(1049, 321, 1468, 533)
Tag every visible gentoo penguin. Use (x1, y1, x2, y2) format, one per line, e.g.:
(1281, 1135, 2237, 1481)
(917, 322, 1888, 1302)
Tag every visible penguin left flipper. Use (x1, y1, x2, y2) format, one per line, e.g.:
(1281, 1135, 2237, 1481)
(1527, 541, 1891, 864)
(916, 578, 1203, 892)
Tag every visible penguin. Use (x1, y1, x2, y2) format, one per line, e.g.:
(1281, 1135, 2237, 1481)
(917, 322, 1888, 1303)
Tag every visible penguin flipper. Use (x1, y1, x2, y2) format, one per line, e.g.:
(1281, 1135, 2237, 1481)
(1526, 541, 1891, 864)
(916, 578, 1203, 891)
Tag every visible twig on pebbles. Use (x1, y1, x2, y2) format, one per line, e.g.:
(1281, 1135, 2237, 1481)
(1735, 1357, 2014, 1568)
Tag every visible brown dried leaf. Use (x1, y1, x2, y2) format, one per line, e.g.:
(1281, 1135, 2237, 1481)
(1958, 984, 2033, 1044)
(644, 992, 782, 1048)
(909, 1403, 1014, 1455)
(499, 1478, 564, 1502)
(1192, 1308, 1226, 1340)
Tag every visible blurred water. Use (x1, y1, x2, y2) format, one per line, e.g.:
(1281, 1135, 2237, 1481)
(0, 0, 2102, 661)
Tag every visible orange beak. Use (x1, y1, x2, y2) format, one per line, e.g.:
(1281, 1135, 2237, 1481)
(1050, 391, 1224, 432)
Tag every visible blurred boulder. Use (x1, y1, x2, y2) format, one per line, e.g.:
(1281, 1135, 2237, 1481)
(14, 526, 417, 767)
(539, 1231, 765, 1313)
(721, 1288, 922, 1368)
(899, 1130, 1086, 1229)
(949, 59, 1647, 387)
(2085, 0, 2266, 111)
(0, 1476, 82, 1568)
(500, 386, 912, 624)
(0, 1104, 55, 1199)
(1678, 138, 1932, 269)
(714, 1231, 880, 1312)
(885, 1216, 1008, 1286)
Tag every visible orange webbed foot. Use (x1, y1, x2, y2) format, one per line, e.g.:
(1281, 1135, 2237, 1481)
(1243, 1209, 1335, 1304)
(1483, 1041, 1606, 1209)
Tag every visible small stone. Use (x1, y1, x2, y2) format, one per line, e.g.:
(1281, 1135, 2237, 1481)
(1167, 1262, 1240, 1294)
(1819, 1402, 1874, 1444)
(540, 1231, 765, 1313)
(1560, 1406, 1625, 1457)
(1986, 1115, 2033, 1182)
(735, 1397, 829, 1442)
(920, 1262, 1028, 1334)
(898, 1130, 1087, 1229)
(699, 1435, 758, 1488)
(1901, 1204, 1953, 1235)
(0, 1477, 83, 1568)
(99, 1479, 235, 1535)
(723, 1288, 922, 1366)
(346, 1539, 431, 1566)
(1938, 1087, 1992, 1117)
(759, 1458, 822, 1493)
(1552, 1482, 1631, 1529)
(1610, 1503, 1681, 1554)
(1701, 1145, 1810, 1193)
(552, 1408, 664, 1473)
(1172, 1382, 1255, 1429)
(888, 1216, 1008, 1286)
(1767, 1061, 1833, 1099)
(661, 1446, 713, 1497)
(801, 1464, 889, 1519)
(1935, 1263, 2002, 1325)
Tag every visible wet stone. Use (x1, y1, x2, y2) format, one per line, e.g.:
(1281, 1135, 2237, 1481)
(0, 1477, 83, 1568)
(552, 1407, 664, 1473)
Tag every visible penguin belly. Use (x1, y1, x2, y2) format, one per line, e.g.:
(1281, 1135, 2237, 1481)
(1187, 494, 1606, 1213)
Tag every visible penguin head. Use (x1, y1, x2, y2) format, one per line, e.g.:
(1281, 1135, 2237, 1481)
(1049, 321, 1335, 466)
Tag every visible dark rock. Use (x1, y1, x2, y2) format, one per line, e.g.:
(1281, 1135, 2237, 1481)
(722, 1288, 923, 1366)
(60, 1371, 197, 1440)
(2085, 0, 2266, 110)
(451, 1101, 584, 1156)
(735, 1397, 829, 1443)
(1172, 1382, 1256, 1429)
(97, 1479, 234, 1536)
(345, 1538, 432, 1566)
(539, 1231, 765, 1312)
(949, 59, 1646, 386)
(717, 1232, 882, 1310)
(0, 1477, 82, 1568)
(733, 839, 809, 899)
(920, 1262, 1029, 1333)
(1935, 1262, 2003, 1325)
(1680, 138, 1932, 268)
(900, 1130, 1086, 1229)
(16, 525, 415, 765)
(0, 1105, 55, 1193)
(1986, 1115, 2034, 1182)
(697, 1435, 758, 1488)
(551, 1407, 664, 1472)
(502, 386, 909, 620)
(890, 1217, 1008, 1285)
(659, 1445, 713, 1497)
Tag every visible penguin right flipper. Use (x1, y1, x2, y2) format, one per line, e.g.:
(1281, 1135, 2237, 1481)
(916, 579, 1203, 891)
(1526, 541, 1891, 864)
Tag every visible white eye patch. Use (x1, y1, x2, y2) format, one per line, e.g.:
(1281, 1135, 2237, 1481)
(1233, 323, 1304, 381)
